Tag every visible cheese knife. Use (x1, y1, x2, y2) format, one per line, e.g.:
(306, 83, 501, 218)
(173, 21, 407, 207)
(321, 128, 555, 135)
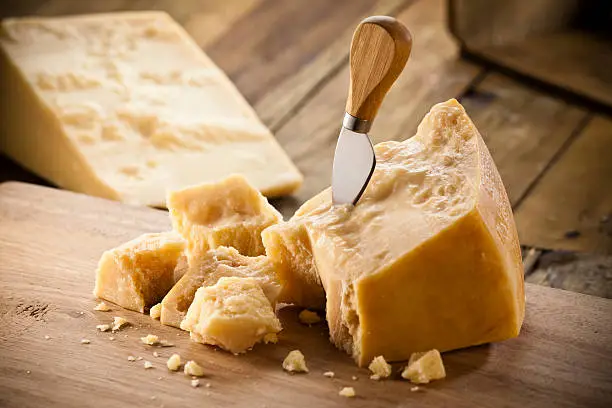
(332, 16, 412, 205)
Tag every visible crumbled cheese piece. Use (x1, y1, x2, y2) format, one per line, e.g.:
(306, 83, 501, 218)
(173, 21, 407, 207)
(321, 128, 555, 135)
(351, 376, 358, 381)
(323, 371, 335, 378)
(153, 351, 160, 358)
(81, 339, 90, 344)
(401, 349, 446, 384)
(96, 324, 111, 332)
(128, 356, 136, 362)
(159, 340, 174, 347)
(298, 309, 321, 325)
(150, 303, 162, 320)
(141, 334, 160, 345)
(26, 370, 31, 374)
(109, 336, 115, 341)
(94, 302, 111, 312)
(282, 350, 308, 373)
(339, 387, 355, 398)
(191, 379, 200, 388)
(166, 354, 181, 371)
(184, 361, 204, 377)
(112, 316, 128, 331)
(137, 357, 143, 361)
(368, 355, 392, 380)
(205, 383, 211, 388)
(44, 335, 50, 340)
(411, 386, 420, 392)
(144, 361, 154, 369)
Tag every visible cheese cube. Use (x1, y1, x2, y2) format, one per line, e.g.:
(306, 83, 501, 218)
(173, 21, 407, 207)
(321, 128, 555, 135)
(262, 221, 325, 309)
(401, 350, 446, 384)
(180, 277, 282, 354)
(160, 246, 280, 328)
(290, 99, 525, 366)
(168, 174, 282, 259)
(0, 12, 302, 207)
(94, 232, 184, 312)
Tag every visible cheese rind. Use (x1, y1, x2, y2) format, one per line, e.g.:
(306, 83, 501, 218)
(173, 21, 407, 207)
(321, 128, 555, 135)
(180, 277, 282, 354)
(93, 231, 184, 313)
(168, 174, 282, 260)
(290, 99, 525, 366)
(160, 246, 280, 328)
(0, 12, 302, 206)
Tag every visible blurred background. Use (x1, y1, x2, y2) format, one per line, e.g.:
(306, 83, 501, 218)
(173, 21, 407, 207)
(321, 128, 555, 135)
(0, 0, 610, 298)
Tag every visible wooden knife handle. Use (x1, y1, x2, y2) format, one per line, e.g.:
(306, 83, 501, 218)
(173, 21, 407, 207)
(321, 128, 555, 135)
(345, 16, 412, 125)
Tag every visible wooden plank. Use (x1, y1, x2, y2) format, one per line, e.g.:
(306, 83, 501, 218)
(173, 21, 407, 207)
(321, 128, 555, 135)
(254, 0, 410, 130)
(204, 0, 405, 107)
(472, 31, 612, 109)
(526, 250, 612, 299)
(459, 73, 588, 205)
(271, 0, 483, 216)
(0, 182, 611, 408)
(515, 115, 612, 254)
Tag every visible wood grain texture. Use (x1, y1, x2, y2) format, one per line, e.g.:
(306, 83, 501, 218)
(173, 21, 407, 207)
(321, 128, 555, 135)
(526, 250, 612, 299)
(472, 31, 612, 109)
(345, 16, 412, 122)
(459, 73, 588, 205)
(515, 115, 612, 254)
(0, 182, 611, 408)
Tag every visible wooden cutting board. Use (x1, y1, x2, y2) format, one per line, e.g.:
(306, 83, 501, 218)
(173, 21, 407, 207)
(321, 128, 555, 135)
(0, 182, 611, 408)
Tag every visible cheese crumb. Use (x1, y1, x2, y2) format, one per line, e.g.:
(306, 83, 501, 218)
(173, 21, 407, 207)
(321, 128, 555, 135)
(150, 303, 162, 320)
(167, 354, 181, 371)
(191, 379, 200, 388)
(112, 316, 128, 331)
(368, 355, 392, 380)
(184, 360, 204, 377)
(298, 309, 322, 325)
(411, 386, 420, 392)
(144, 361, 154, 369)
(109, 336, 115, 341)
(323, 371, 335, 378)
(96, 324, 111, 332)
(339, 387, 355, 398)
(141, 334, 160, 345)
(137, 357, 143, 361)
(153, 351, 160, 358)
(81, 339, 90, 344)
(351, 376, 358, 381)
(401, 349, 446, 384)
(282, 350, 308, 373)
(205, 383, 211, 388)
(128, 356, 136, 362)
(94, 302, 111, 312)
(44, 335, 50, 340)
(159, 340, 174, 347)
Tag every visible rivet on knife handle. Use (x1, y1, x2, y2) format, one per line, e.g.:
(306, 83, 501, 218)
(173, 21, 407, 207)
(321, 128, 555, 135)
(345, 16, 412, 131)
(332, 16, 412, 206)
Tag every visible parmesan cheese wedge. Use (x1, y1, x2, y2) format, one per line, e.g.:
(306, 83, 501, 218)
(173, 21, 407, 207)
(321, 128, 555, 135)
(267, 99, 525, 366)
(0, 12, 302, 207)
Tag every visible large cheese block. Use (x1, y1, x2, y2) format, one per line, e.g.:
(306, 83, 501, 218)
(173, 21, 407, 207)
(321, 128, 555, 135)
(180, 277, 282, 354)
(277, 99, 525, 366)
(94, 231, 185, 313)
(167, 174, 282, 260)
(0, 12, 302, 206)
(160, 246, 280, 328)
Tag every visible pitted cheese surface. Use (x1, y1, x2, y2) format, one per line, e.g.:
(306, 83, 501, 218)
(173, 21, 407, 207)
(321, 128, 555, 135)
(0, 12, 302, 206)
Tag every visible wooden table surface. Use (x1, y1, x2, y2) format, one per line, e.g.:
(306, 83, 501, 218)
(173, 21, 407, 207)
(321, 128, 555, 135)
(1, 182, 610, 408)
(0, 0, 610, 298)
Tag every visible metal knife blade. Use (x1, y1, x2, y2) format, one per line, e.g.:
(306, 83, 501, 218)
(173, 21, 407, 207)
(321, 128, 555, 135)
(332, 127, 376, 205)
